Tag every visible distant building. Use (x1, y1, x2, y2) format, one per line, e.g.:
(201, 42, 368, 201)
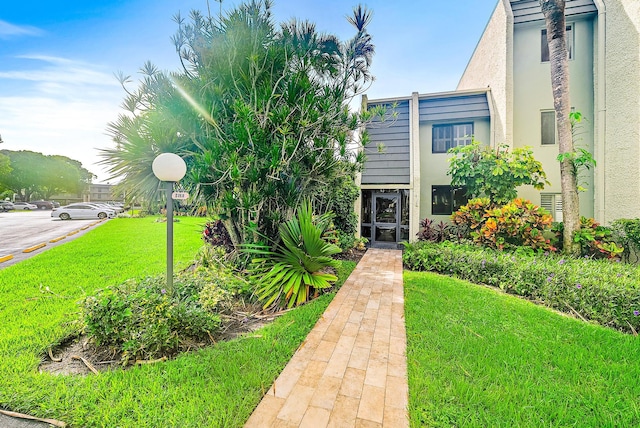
(50, 184, 122, 205)
(360, 0, 640, 248)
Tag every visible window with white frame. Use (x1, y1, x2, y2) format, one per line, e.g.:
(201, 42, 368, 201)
(432, 123, 473, 153)
(541, 24, 573, 62)
(541, 193, 563, 222)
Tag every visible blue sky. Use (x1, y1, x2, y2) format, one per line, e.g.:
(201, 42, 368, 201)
(0, 0, 497, 182)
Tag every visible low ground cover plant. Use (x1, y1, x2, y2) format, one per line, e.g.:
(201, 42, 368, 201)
(82, 272, 223, 364)
(403, 241, 640, 333)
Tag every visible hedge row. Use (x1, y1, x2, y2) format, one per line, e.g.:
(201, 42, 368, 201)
(403, 241, 640, 334)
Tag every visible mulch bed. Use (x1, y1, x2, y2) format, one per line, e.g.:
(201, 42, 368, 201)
(39, 249, 367, 375)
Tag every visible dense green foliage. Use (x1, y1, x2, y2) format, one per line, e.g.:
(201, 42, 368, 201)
(448, 198, 623, 258)
(0, 149, 95, 200)
(403, 241, 640, 333)
(611, 218, 640, 263)
(405, 271, 640, 427)
(101, 1, 373, 247)
(245, 200, 341, 309)
(553, 216, 624, 259)
(0, 216, 356, 426)
(320, 175, 360, 250)
(83, 273, 222, 364)
(447, 140, 549, 204)
(450, 197, 555, 251)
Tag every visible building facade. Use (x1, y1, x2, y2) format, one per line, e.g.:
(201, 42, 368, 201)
(360, 0, 640, 247)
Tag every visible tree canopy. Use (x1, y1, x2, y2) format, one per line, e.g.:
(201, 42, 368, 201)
(101, 0, 375, 246)
(447, 140, 549, 205)
(0, 150, 95, 200)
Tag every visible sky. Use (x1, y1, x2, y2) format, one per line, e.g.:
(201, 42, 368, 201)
(0, 0, 498, 183)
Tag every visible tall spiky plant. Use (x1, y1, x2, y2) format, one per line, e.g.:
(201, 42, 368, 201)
(244, 200, 341, 309)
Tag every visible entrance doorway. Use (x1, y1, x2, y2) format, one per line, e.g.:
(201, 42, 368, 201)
(360, 189, 409, 249)
(372, 193, 399, 247)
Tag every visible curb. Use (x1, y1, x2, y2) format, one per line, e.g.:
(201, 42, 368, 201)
(23, 243, 46, 253)
(2, 219, 106, 267)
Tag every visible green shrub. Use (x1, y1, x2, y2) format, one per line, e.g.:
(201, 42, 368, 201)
(336, 230, 357, 251)
(244, 200, 341, 309)
(452, 198, 554, 251)
(403, 241, 640, 333)
(82, 272, 222, 364)
(611, 218, 640, 263)
(451, 197, 493, 234)
(198, 265, 253, 310)
(553, 217, 624, 259)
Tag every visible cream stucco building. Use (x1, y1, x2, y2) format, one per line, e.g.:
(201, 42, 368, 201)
(360, 0, 640, 248)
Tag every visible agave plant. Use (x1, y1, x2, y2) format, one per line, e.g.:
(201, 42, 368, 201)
(244, 200, 342, 309)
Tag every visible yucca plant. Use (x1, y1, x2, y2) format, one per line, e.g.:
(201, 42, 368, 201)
(244, 200, 342, 309)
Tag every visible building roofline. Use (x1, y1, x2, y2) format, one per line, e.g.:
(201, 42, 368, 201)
(366, 88, 491, 105)
(457, 0, 513, 89)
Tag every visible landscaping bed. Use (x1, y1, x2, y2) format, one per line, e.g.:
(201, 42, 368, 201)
(0, 217, 356, 427)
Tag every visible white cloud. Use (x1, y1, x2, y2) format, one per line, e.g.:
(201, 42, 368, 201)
(0, 55, 120, 92)
(0, 20, 44, 39)
(0, 56, 126, 182)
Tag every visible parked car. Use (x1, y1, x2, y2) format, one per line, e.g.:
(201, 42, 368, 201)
(0, 201, 14, 212)
(13, 202, 37, 210)
(104, 203, 125, 213)
(66, 202, 120, 214)
(31, 200, 54, 210)
(51, 204, 116, 220)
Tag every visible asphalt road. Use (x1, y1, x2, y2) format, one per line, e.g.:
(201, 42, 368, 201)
(0, 209, 107, 268)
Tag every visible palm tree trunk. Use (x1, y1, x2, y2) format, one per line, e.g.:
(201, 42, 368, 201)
(540, 0, 581, 256)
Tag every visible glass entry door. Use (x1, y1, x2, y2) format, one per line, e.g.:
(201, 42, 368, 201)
(372, 193, 400, 246)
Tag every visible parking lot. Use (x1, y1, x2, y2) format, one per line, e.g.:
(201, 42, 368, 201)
(0, 210, 107, 268)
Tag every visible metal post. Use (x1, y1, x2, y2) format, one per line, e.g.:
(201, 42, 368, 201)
(166, 182, 174, 292)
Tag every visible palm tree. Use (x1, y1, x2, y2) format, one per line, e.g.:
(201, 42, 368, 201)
(101, 1, 375, 248)
(540, 0, 580, 255)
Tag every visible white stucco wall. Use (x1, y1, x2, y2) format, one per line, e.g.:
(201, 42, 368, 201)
(600, 0, 640, 223)
(457, 0, 513, 148)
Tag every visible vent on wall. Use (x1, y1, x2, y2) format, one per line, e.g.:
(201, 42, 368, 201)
(541, 193, 563, 222)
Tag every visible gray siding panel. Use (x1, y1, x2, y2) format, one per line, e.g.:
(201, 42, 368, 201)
(361, 172, 410, 185)
(418, 94, 490, 122)
(367, 127, 410, 136)
(363, 100, 410, 185)
(510, 0, 596, 24)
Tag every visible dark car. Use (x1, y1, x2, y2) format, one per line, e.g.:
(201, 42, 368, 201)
(0, 201, 14, 212)
(31, 200, 54, 210)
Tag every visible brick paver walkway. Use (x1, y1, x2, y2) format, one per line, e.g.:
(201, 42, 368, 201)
(245, 249, 408, 427)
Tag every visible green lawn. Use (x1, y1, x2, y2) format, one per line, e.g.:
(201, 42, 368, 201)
(404, 271, 640, 427)
(0, 217, 355, 427)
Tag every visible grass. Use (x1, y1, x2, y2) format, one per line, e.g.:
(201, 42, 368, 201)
(404, 271, 640, 427)
(0, 216, 356, 427)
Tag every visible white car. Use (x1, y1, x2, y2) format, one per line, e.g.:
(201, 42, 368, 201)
(67, 202, 123, 213)
(51, 204, 116, 220)
(13, 202, 38, 210)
